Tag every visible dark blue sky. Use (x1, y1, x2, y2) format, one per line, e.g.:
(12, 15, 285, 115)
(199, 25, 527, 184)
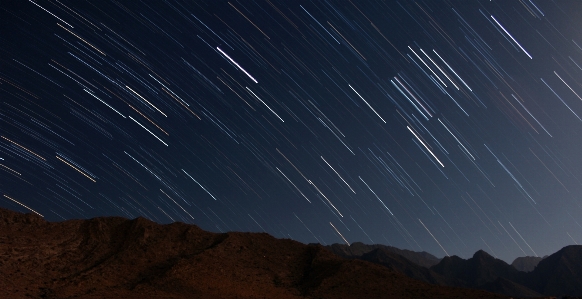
(2, 0, 582, 263)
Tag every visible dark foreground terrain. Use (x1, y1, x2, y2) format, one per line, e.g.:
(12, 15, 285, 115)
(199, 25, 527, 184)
(0, 208, 513, 299)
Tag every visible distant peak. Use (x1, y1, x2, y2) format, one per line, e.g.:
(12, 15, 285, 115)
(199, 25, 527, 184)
(473, 249, 493, 259)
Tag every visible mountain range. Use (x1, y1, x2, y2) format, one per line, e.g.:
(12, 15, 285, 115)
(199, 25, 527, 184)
(326, 241, 582, 297)
(1, 207, 577, 298)
(325, 242, 441, 268)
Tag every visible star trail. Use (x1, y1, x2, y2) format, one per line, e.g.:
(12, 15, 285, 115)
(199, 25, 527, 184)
(1, 0, 582, 263)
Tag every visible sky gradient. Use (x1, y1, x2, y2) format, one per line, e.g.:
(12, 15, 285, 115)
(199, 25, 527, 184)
(2, 0, 582, 263)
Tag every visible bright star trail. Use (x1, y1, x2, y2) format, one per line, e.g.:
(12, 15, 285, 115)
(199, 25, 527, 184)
(1, 0, 582, 263)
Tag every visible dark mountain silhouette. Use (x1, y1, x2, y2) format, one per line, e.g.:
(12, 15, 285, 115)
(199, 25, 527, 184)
(330, 242, 582, 298)
(358, 247, 453, 285)
(431, 250, 527, 288)
(325, 241, 441, 268)
(0, 208, 508, 299)
(428, 250, 540, 296)
(425, 247, 582, 297)
(525, 245, 582, 296)
(511, 256, 546, 272)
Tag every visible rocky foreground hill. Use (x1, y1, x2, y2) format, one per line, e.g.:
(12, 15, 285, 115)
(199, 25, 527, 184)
(0, 208, 510, 299)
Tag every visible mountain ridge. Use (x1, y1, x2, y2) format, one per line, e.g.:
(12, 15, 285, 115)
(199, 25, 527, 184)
(3, 207, 580, 298)
(316, 239, 582, 297)
(324, 241, 441, 268)
(0, 207, 509, 299)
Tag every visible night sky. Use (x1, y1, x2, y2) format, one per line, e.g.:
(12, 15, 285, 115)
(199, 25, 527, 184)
(2, 0, 582, 263)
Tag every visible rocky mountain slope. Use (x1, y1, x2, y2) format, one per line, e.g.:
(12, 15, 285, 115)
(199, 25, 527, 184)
(0, 208, 508, 299)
